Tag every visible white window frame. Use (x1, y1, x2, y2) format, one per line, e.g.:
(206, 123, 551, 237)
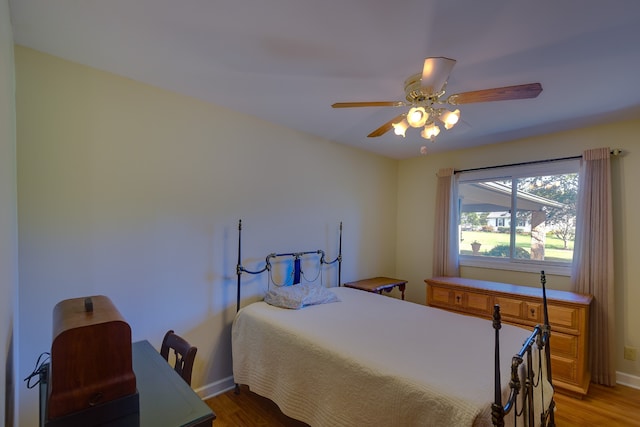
(457, 159, 580, 276)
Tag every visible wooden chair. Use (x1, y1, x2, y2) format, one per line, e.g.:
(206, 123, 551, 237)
(160, 330, 197, 386)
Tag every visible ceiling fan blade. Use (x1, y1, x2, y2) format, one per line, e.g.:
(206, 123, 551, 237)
(332, 101, 405, 108)
(447, 83, 543, 104)
(367, 113, 406, 138)
(421, 57, 457, 94)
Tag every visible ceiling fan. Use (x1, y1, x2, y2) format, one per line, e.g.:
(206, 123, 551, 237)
(332, 57, 542, 144)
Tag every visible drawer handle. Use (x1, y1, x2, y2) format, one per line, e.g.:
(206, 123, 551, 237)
(456, 295, 461, 303)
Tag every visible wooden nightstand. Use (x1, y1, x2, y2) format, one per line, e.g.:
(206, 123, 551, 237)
(343, 277, 407, 300)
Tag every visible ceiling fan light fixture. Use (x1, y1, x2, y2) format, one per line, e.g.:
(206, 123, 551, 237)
(440, 108, 461, 130)
(392, 119, 409, 137)
(407, 107, 429, 128)
(331, 57, 542, 149)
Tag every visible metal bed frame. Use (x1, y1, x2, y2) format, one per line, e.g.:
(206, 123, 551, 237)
(492, 271, 556, 427)
(235, 219, 342, 312)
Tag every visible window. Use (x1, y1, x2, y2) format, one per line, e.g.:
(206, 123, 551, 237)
(457, 159, 579, 275)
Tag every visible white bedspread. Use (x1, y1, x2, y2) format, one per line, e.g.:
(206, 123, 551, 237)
(232, 287, 551, 427)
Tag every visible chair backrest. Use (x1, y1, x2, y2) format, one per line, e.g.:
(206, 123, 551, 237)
(160, 330, 197, 386)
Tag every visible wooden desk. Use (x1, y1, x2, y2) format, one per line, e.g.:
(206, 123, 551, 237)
(132, 340, 215, 426)
(344, 277, 407, 300)
(40, 340, 215, 426)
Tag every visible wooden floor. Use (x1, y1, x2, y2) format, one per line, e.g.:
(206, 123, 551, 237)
(205, 383, 640, 426)
(206, 385, 307, 427)
(554, 383, 640, 426)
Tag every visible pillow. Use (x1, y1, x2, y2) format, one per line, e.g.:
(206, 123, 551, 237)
(264, 283, 340, 309)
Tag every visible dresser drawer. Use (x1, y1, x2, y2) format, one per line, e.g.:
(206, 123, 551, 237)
(428, 286, 492, 316)
(494, 296, 523, 319)
(465, 291, 492, 315)
(429, 286, 452, 307)
(551, 355, 577, 383)
(494, 297, 543, 324)
(548, 304, 580, 333)
(550, 331, 578, 359)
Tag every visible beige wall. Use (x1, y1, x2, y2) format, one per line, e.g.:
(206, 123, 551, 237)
(0, 0, 17, 425)
(12, 42, 640, 425)
(15, 46, 398, 426)
(396, 122, 640, 384)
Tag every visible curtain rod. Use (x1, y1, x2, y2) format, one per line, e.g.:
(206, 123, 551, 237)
(454, 149, 623, 174)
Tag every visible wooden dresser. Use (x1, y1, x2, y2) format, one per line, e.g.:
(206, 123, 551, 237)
(425, 276, 593, 398)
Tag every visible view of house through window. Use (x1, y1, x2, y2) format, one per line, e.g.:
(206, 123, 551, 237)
(458, 161, 579, 269)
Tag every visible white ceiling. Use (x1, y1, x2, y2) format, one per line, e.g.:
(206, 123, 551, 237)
(9, 0, 640, 159)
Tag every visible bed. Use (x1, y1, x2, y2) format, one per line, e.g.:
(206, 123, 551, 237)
(231, 221, 555, 426)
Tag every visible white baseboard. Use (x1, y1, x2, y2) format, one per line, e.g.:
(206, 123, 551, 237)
(196, 372, 640, 401)
(617, 371, 640, 390)
(196, 375, 236, 400)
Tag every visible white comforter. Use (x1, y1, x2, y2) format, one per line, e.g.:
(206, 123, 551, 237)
(232, 286, 550, 427)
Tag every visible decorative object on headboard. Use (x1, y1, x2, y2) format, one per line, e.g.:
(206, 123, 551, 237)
(235, 219, 343, 312)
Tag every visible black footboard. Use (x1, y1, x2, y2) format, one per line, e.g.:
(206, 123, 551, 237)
(492, 271, 556, 427)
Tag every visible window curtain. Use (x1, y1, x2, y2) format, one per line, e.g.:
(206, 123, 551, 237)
(571, 147, 615, 386)
(432, 168, 459, 277)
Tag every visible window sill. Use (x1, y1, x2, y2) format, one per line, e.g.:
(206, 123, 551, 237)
(459, 256, 572, 277)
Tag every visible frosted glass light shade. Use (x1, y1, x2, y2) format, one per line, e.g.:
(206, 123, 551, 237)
(407, 107, 428, 128)
(440, 108, 460, 130)
(421, 123, 441, 140)
(392, 119, 409, 137)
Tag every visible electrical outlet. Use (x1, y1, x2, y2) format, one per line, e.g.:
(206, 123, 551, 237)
(624, 346, 637, 361)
